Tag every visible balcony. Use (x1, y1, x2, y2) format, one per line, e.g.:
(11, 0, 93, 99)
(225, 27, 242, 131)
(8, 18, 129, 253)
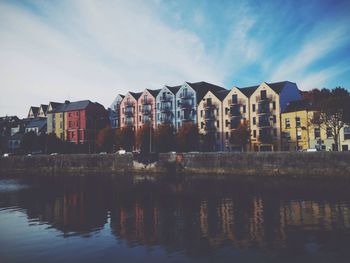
(160, 95, 172, 102)
(142, 107, 152, 115)
(204, 110, 215, 120)
(229, 105, 241, 117)
(141, 99, 151, 105)
(258, 128, 273, 143)
(125, 118, 133, 127)
(182, 115, 193, 122)
(230, 116, 240, 129)
(257, 100, 271, 115)
(180, 92, 192, 99)
(160, 104, 172, 113)
(125, 109, 134, 117)
(160, 115, 173, 124)
(204, 121, 216, 132)
(203, 102, 216, 109)
(228, 98, 244, 106)
(257, 120, 271, 128)
(180, 100, 193, 109)
(256, 94, 273, 102)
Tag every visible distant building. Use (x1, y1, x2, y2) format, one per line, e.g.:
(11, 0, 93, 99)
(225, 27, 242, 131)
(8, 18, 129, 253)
(47, 102, 64, 138)
(249, 81, 301, 151)
(197, 89, 229, 151)
(222, 85, 257, 152)
(175, 81, 226, 130)
(25, 118, 47, 135)
(109, 94, 124, 129)
(120, 92, 142, 130)
(340, 126, 350, 151)
(137, 89, 161, 130)
(27, 106, 39, 119)
(155, 85, 181, 127)
(281, 100, 315, 151)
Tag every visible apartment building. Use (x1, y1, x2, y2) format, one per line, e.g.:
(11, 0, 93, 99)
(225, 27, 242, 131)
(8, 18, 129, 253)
(155, 85, 181, 127)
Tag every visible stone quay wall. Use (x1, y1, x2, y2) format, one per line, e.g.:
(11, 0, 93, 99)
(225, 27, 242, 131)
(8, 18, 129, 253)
(1, 152, 350, 177)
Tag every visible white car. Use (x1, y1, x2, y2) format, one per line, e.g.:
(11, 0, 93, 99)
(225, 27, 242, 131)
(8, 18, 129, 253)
(2, 153, 11, 157)
(117, 149, 126, 154)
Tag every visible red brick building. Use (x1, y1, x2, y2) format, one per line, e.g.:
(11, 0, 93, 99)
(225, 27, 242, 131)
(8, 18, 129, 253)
(64, 100, 108, 149)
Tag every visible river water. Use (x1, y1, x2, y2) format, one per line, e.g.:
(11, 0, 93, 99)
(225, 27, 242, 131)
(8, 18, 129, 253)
(0, 175, 350, 263)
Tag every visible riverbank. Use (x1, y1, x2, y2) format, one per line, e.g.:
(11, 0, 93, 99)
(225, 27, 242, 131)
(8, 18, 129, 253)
(1, 152, 350, 177)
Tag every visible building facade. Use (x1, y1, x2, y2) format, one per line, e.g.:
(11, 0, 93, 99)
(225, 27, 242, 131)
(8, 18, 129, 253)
(109, 94, 124, 129)
(155, 85, 181, 128)
(120, 92, 142, 131)
(137, 89, 160, 130)
(249, 81, 301, 151)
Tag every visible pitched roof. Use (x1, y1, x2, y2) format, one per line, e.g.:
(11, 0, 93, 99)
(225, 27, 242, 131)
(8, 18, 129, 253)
(283, 100, 315, 113)
(29, 106, 39, 115)
(165, 85, 181, 95)
(129, 92, 142, 100)
(119, 94, 125, 98)
(186, 81, 226, 103)
(213, 89, 230, 101)
(267, 81, 295, 94)
(238, 85, 259, 97)
(48, 102, 62, 111)
(40, 104, 48, 112)
(26, 118, 47, 130)
(147, 89, 161, 98)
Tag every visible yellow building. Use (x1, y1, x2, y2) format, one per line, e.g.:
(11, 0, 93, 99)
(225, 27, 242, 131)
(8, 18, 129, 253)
(222, 86, 257, 151)
(249, 81, 301, 151)
(197, 90, 228, 151)
(281, 100, 315, 151)
(46, 102, 65, 140)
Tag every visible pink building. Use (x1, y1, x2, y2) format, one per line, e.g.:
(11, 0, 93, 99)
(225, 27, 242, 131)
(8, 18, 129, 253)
(137, 89, 161, 131)
(120, 92, 142, 131)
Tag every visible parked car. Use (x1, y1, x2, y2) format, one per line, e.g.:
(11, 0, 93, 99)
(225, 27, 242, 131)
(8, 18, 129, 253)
(117, 149, 126, 155)
(306, 148, 318, 152)
(99, 152, 107, 155)
(2, 153, 11, 157)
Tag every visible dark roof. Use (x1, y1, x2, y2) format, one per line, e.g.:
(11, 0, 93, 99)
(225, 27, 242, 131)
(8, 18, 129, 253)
(119, 94, 125, 98)
(129, 92, 142, 100)
(283, 100, 315, 113)
(267, 81, 295, 94)
(147, 89, 161, 98)
(186, 81, 226, 103)
(29, 106, 39, 115)
(40, 104, 48, 112)
(0, 116, 20, 123)
(26, 118, 47, 130)
(48, 102, 62, 111)
(213, 89, 230, 101)
(238, 85, 259, 97)
(63, 100, 91, 111)
(165, 85, 181, 95)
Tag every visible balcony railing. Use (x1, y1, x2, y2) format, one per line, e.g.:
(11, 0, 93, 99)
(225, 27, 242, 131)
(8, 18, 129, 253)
(160, 96, 172, 102)
(141, 99, 151, 105)
(160, 115, 173, 124)
(257, 120, 271, 128)
(230, 116, 241, 129)
(229, 105, 241, 117)
(160, 104, 172, 113)
(180, 101, 193, 109)
(228, 98, 244, 106)
(204, 121, 216, 132)
(256, 94, 273, 102)
(203, 102, 216, 109)
(125, 110, 134, 117)
(182, 115, 193, 122)
(125, 101, 134, 107)
(258, 129, 273, 144)
(257, 105, 271, 115)
(142, 107, 152, 115)
(180, 92, 192, 99)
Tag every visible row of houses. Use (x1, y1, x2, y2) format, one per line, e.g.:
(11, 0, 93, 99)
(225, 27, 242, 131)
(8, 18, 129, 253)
(3, 100, 108, 153)
(108, 81, 350, 152)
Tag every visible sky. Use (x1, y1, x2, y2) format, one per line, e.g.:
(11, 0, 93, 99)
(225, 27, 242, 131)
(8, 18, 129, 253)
(1, 0, 350, 117)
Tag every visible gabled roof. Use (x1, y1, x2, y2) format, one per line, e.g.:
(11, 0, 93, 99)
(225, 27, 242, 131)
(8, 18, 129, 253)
(267, 81, 295, 94)
(186, 81, 226, 103)
(48, 102, 62, 111)
(147, 89, 161, 98)
(165, 85, 181, 95)
(26, 118, 47, 130)
(238, 85, 259, 97)
(29, 106, 39, 116)
(213, 89, 230, 101)
(129, 92, 142, 100)
(63, 100, 91, 111)
(119, 94, 125, 98)
(40, 104, 48, 113)
(283, 100, 315, 113)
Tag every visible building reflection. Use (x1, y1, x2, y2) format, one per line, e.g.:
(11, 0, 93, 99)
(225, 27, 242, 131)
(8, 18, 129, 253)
(1, 176, 350, 253)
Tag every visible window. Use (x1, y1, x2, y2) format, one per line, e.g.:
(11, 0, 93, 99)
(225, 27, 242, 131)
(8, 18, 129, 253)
(201, 122, 204, 129)
(243, 105, 246, 113)
(232, 94, 237, 104)
(225, 132, 229, 139)
(252, 104, 256, 112)
(284, 131, 291, 140)
(225, 108, 229, 115)
(297, 130, 302, 140)
(177, 111, 180, 118)
(225, 120, 229, 127)
(314, 128, 320, 138)
(253, 130, 256, 138)
(273, 115, 276, 123)
(253, 117, 256, 125)
(296, 117, 301, 127)
(157, 103, 159, 110)
(200, 110, 203, 117)
(260, 90, 267, 100)
(285, 118, 290, 128)
(139, 116, 141, 122)
(216, 120, 219, 128)
(216, 109, 219, 116)
(344, 127, 350, 140)
(272, 101, 276, 110)
(326, 127, 332, 138)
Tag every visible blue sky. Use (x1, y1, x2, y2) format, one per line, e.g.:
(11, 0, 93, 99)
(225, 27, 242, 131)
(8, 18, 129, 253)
(1, 0, 350, 117)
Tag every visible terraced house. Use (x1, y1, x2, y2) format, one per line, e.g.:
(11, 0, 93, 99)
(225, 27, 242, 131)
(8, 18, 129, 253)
(197, 89, 229, 151)
(137, 89, 160, 130)
(249, 81, 301, 151)
(120, 92, 142, 130)
(175, 82, 226, 130)
(222, 85, 257, 151)
(155, 85, 181, 127)
(109, 94, 124, 129)
(47, 101, 64, 139)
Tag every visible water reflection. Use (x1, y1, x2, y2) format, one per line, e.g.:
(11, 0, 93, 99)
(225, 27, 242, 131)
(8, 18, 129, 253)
(1, 176, 350, 261)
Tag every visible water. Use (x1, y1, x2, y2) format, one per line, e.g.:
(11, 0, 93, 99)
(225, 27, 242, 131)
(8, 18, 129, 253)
(1, 175, 350, 263)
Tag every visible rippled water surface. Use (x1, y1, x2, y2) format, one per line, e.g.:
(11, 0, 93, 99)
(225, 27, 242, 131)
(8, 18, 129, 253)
(1, 175, 350, 263)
